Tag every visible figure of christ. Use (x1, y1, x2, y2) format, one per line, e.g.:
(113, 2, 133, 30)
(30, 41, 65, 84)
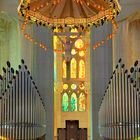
(54, 27, 84, 79)
(54, 27, 84, 62)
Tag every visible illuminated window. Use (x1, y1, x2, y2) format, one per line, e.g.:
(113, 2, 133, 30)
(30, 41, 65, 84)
(75, 39, 84, 49)
(63, 84, 68, 90)
(79, 83, 85, 90)
(70, 93, 77, 111)
(71, 49, 77, 55)
(62, 83, 86, 112)
(62, 93, 69, 112)
(79, 60, 85, 79)
(70, 28, 78, 38)
(79, 51, 85, 57)
(63, 60, 67, 78)
(0, 136, 6, 140)
(71, 84, 77, 90)
(71, 58, 77, 78)
(79, 93, 86, 111)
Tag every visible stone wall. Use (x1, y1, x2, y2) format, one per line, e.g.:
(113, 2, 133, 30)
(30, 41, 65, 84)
(113, 0, 140, 69)
(91, 22, 113, 140)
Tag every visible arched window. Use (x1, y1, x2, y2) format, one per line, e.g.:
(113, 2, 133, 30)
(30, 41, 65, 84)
(71, 58, 77, 78)
(62, 93, 69, 111)
(63, 60, 67, 78)
(70, 93, 77, 111)
(75, 39, 84, 49)
(79, 60, 85, 79)
(79, 93, 86, 111)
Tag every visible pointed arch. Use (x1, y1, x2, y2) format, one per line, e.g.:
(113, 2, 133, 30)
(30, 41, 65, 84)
(70, 93, 77, 111)
(62, 93, 69, 111)
(70, 58, 77, 78)
(63, 60, 67, 78)
(79, 59, 85, 79)
(79, 93, 86, 111)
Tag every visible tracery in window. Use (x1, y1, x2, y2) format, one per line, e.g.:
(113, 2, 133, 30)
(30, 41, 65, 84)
(71, 58, 77, 78)
(79, 51, 85, 57)
(75, 39, 84, 49)
(61, 36, 87, 112)
(71, 84, 77, 90)
(62, 93, 69, 112)
(70, 93, 77, 111)
(70, 28, 78, 38)
(63, 60, 67, 78)
(79, 83, 85, 90)
(79, 60, 85, 79)
(71, 49, 77, 55)
(79, 93, 86, 111)
(63, 84, 68, 90)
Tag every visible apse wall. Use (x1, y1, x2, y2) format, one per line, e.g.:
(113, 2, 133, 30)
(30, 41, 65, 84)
(91, 22, 113, 140)
(0, 0, 34, 72)
(0, 1, 53, 140)
(113, 0, 140, 70)
(0, 11, 21, 71)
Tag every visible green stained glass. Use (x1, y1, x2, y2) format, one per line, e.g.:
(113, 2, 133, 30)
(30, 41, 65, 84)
(62, 93, 68, 112)
(70, 93, 77, 111)
(79, 93, 86, 111)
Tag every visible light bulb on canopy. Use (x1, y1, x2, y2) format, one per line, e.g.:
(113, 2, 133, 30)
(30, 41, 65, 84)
(18, 0, 121, 61)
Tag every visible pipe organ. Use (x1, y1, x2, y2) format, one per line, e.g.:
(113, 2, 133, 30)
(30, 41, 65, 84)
(99, 59, 140, 140)
(0, 60, 46, 140)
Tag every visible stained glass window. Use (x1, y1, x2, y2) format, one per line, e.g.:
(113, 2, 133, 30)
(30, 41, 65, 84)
(71, 84, 77, 90)
(63, 84, 68, 90)
(79, 83, 85, 90)
(79, 51, 85, 57)
(75, 39, 84, 49)
(71, 49, 77, 55)
(79, 60, 85, 78)
(70, 28, 78, 38)
(70, 93, 77, 111)
(71, 58, 77, 78)
(79, 93, 86, 111)
(63, 60, 67, 78)
(62, 93, 69, 111)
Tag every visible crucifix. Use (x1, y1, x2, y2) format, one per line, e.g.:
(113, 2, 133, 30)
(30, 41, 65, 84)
(53, 26, 84, 80)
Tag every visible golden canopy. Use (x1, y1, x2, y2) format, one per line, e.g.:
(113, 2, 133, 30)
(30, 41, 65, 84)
(18, 0, 121, 27)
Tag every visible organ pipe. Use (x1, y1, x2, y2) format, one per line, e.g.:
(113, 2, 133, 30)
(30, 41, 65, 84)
(99, 59, 140, 140)
(0, 60, 46, 139)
